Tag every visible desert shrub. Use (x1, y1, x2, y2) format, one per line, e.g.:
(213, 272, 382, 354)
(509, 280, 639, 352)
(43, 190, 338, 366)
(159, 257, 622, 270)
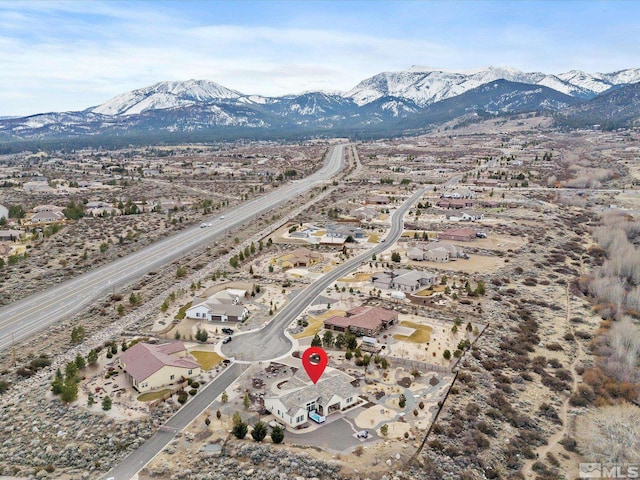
(556, 369, 573, 382)
(538, 403, 561, 424)
(476, 420, 496, 437)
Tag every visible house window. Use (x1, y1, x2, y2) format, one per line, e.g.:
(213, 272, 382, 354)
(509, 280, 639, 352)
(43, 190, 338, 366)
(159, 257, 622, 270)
(170, 375, 175, 380)
(196, 312, 200, 317)
(346, 397, 353, 404)
(188, 370, 192, 375)
(296, 415, 305, 423)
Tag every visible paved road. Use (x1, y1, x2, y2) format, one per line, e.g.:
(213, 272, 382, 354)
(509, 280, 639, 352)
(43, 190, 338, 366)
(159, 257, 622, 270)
(0, 145, 346, 351)
(100, 362, 248, 480)
(222, 186, 427, 362)
(99, 185, 426, 480)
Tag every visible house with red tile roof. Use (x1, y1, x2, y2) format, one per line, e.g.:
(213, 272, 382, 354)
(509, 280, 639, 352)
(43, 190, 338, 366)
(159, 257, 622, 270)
(119, 341, 201, 392)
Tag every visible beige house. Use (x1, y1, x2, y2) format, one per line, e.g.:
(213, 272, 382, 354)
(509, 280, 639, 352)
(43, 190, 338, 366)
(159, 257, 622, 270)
(119, 341, 201, 392)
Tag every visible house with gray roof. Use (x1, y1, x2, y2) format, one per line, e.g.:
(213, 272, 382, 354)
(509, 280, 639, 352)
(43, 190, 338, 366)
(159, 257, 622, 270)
(264, 371, 360, 428)
(373, 269, 439, 292)
(186, 289, 249, 322)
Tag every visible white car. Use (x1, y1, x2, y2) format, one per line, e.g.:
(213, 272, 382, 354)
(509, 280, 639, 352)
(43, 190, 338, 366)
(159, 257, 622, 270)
(200, 223, 208, 228)
(220, 215, 225, 219)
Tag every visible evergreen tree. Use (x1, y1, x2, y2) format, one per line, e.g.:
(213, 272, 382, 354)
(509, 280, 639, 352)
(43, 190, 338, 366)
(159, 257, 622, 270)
(75, 353, 86, 370)
(322, 330, 334, 348)
(87, 349, 98, 367)
(102, 395, 112, 411)
(232, 420, 248, 439)
(251, 421, 268, 442)
(311, 334, 322, 347)
(270, 425, 285, 444)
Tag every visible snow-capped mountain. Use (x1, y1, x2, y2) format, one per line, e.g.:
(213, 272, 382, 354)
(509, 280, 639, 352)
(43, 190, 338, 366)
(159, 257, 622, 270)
(92, 79, 242, 116)
(345, 66, 612, 106)
(2, 66, 640, 144)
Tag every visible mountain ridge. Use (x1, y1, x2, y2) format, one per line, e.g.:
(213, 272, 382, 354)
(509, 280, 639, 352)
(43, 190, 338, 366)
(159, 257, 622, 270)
(1, 66, 640, 144)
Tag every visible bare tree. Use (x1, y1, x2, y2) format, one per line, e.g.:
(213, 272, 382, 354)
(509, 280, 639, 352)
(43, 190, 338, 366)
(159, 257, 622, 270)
(577, 403, 640, 464)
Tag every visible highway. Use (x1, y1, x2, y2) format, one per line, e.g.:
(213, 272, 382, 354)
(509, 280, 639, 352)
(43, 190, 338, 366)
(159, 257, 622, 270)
(0, 145, 346, 352)
(222, 186, 427, 361)
(100, 362, 248, 480)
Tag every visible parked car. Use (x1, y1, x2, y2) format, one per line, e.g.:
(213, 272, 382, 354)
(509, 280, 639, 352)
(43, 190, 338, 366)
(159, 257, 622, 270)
(221, 327, 234, 335)
(220, 215, 225, 219)
(356, 430, 370, 439)
(222, 336, 232, 344)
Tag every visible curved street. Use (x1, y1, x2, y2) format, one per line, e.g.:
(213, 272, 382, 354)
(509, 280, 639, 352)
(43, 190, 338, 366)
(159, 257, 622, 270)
(0, 145, 346, 351)
(222, 186, 427, 361)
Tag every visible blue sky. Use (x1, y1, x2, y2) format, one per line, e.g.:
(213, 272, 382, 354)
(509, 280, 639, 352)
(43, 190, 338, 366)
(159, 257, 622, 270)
(1, 0, 639, 116)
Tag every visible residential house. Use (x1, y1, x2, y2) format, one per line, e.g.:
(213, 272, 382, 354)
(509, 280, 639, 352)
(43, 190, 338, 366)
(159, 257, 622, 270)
(408, 241, 465, 262)
(119, 341, 201, 393)
(0, 204, 7, 220)
(324, 305, 398, 336)
(438, 228, 477, 242)
(366, 195, 389, 205)
(30, 210, 66, 224)
(474, 178, 499, 187)
(424, 247, 451, 262)
(264, 371, 360, 428)
(278, 247, 323, 268)
(446, 210, 484, 222)
(23, 181, 55, 193)
(441, 187, 475, 199)
(33, 204, 64, 213)
(85, 201, 119, 217)
(186, 289, 249, 322)
(353, 206, 378, 222)
(390, 269, 439, 292)
(326, 224, 366, 240)
(0, 229, 23, 242)
(436, 199, 474, 209)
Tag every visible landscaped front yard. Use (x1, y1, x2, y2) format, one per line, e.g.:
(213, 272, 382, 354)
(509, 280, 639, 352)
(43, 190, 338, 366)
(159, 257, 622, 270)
(392, 321, 432, 343)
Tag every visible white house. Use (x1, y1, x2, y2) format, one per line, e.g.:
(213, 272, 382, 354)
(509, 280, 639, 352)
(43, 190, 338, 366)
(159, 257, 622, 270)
(186, 289, 249, 322)
(264, 371, 360, 429)
(446, 210, 484, 222)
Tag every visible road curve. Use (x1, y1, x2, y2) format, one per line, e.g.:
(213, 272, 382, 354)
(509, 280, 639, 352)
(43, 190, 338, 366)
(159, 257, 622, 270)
(222, 186, 427, 362)
(0, 145, 346, 352)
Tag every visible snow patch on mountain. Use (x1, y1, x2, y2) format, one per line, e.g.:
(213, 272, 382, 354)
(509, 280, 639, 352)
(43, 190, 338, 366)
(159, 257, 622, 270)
(93, 80, 242, 116)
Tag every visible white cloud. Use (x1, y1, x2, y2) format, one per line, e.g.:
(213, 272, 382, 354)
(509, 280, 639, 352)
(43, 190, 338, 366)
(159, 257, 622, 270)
(0, 1, 639, 116)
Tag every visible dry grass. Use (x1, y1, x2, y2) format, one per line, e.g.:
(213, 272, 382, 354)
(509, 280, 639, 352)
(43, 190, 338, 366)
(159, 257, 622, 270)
(415, 285, 447, 297)
(292, 309, 346, 339)
(137, 389, 171, 402)
(190, 351, 223, 370)
(393, 321, 433, 343)
(338, 273, 372, 282)
(368, 233, 380, 243)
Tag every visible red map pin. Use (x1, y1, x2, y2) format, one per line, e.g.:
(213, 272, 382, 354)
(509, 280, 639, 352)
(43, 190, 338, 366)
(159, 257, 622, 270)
(301, 346, 328, 384)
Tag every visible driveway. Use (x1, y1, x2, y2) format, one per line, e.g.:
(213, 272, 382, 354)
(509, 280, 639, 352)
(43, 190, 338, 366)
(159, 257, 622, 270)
(285, 407, 378, 453)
